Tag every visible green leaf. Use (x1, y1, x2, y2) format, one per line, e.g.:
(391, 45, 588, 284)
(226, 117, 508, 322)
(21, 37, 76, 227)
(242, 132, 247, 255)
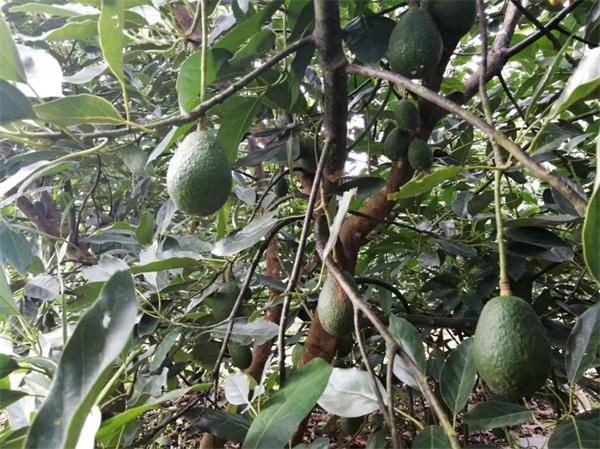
(0, 354, 19, 378)
(99, 0, 125, 83)
(525, 36, 572, 121)
(388, 167, 464, 200)
(96, 385, 210, 445)
(243, 358, 332, 449)
(412, 426, 452, 449)
(585, 2, 600, 44)
(464, 400, 532, 431)
(388, 315, 426, 389)
(0, 80, 34, 125)
(184, 408, 251, 443)
(0, 225, 33, 275)
(34, 94, 125, 126)
(229, 29, 276, 67)
(46, 20, 98, 41)
(0, 390, 28, 409)
(548, 410, 600, 449)
(25, 270, 138, 449)
(565, 303, 600, 384)
(215, 1, 283, 53)
(217, 95, 264, 162)
(0, 14, 26, 82)
(440, 339, 476, 418)
(176, 49, 230, 113)
(343, 14, 395, 64)
(0, 268, 19, 316)
(10, 3, 82, 16)
(505, 226, 568, 248)
(551, 47, 600, 117)
(136, 211, 154, 245)
(583, 185, 600, 285)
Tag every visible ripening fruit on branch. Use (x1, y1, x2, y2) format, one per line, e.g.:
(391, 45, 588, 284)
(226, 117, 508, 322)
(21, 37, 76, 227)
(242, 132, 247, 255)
(473, 296, 552, 399)
(394, 99, 420, 132)
(383, 128, 411, 161)
(423, 0, 476, 43)
(317, 277, 354, 337)
(407, 138, 434, 171)
(387, 8, 443, 79)
(167, 130, 232, 216)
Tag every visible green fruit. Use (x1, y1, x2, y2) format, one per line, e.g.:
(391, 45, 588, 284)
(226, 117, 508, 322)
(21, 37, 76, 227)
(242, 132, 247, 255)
(407, 138, 434, 171)
(423, 0, 476, 42)
(341, 416, 364, 435)
(229, 343, 252, 370)
(473, 296, 552, 399)
(387, 8, 443, 79)
(394, 99, 420, 131)
(383, 128, 411, 161)
(204, 282, 240, 322)
(191, 340, 221, 369)
(166, 130, 232, 216)
(274, 176, 289, 197)
(337, 335, 354, 358)
(317, 277, 354, 337)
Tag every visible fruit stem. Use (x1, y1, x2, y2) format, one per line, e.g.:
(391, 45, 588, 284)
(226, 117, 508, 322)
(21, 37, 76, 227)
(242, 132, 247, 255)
(476, 0, 512, 296)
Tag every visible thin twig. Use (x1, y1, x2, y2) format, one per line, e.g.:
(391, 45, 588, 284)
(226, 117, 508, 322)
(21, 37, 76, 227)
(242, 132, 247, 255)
(277, 139, 331, 385)
(211, 215, 303, 403)
(346, 64, 588, 215)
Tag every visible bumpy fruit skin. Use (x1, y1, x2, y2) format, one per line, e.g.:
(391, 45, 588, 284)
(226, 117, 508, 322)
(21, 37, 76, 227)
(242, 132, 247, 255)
(317, 277, 354, 337)
(229, 343, 252, 370)
(407, 138, 434, 171)
(383, 128, 411, 161)
(473, 296, 552, 399)
(394, 99, 420, 131)
(167, 130, 232, 216)
(423, 0, 476, 42)
(387, 8, 443, 79)
(205, 282, 240, 322)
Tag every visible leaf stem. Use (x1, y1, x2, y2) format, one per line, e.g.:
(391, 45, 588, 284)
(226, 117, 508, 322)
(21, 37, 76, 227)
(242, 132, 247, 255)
(199, 0, 207, 105)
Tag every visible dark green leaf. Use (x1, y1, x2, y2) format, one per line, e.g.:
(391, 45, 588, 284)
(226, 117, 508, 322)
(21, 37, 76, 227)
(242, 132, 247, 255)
(136, 211, 154, 245)
(389, 315, 426, 388)
(333, 176, 385, 198)
(0, 354, 19, 378)
(586, 2, 600, 44)
(440, 339, 476, 418)
(436, 239, 477, 258)
(185, 408, 251, 443)
(0, 390, 28, 409)
(343, 14, 395, 64)
(0, 224, 33, 275)
(243, 358, 332, 449)
(464, 400, 532, 431)
(548, 410, 600, 449)
(216, 94, 264, 162)
(25, 271, 138, 449)
(412, 426, 452, 449)
(566, 303, 600, 384)
(229, 29, 276, 67)
(505, 226, 568, 248)
(0, 80, 33, 125)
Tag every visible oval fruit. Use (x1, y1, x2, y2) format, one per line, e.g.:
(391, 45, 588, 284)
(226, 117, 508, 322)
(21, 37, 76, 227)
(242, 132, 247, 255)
(387, 8, 443, 79)
(383, 128, 411, 161)
(473, 296, 552, 399)
(205, 282, 240, 322)
(407, 138, 434, 171)
(394, 99, 420, 131)
(317, 277, 354, 337)
(423, 0, 476, 43)
(167, 130, 232, 216)
(341, 416, 364, 435)
(274, 176, 289, 197)
(229, 343, 252, 370)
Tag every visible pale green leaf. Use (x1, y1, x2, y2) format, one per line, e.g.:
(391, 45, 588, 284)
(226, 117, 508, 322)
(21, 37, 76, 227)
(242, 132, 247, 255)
(99, 0, 125, 83)
(0, 14, 26, 82)
(465, 400, 532, 431)
(34, 94, 125, 126)
(388, 167, 464, 200)
(584, 184, 600, 285)
(440, 339, 476, 418)
(216, 95, 263, 162)
(412, 426, 452, 449)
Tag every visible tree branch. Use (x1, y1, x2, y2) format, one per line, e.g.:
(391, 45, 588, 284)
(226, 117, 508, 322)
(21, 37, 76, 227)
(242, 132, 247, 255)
(346, 63, 588, 215)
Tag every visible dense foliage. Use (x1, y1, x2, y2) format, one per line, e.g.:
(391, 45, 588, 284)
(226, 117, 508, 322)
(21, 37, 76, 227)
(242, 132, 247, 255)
(0, 0, 599, 448)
